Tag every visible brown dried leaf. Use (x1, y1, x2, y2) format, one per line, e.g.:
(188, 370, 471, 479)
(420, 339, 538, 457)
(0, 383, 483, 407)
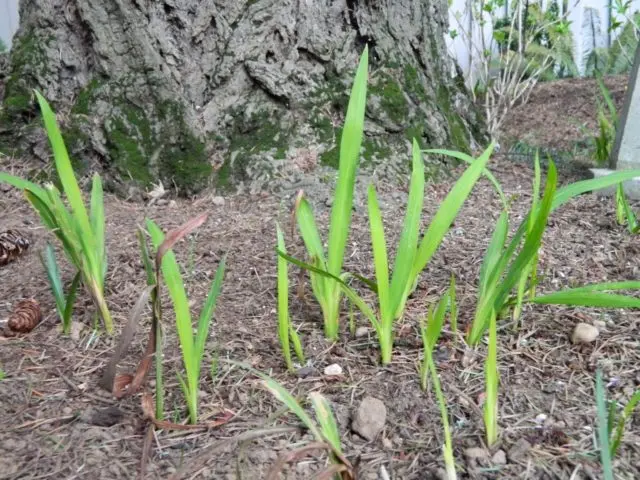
(155, 213, 207, 269)
(99, 286, 154, 395)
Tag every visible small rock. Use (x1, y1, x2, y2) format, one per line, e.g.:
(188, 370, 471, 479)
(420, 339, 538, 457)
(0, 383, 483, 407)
(156, 198, 168, 206)
(535, 413, 547, 425)
(492, 449, 507, 465)
(2, 438, 27, 451)
(62, 407, 73, 416)
(355, 326, 369, 338)
(571, 323, 599, 344)
(464, 447, 490, 467)
(296, 366, 315, 378)
(352, 396, 386, 441)
(593, 319, 606, 330)
(323, 363, 343, 376)
(80, 406, 124, 427)
(69, 321, 85, 341)
(168, 200, 178, 208)
(212, 196, 225, 206)
(507, 438, 532, 462)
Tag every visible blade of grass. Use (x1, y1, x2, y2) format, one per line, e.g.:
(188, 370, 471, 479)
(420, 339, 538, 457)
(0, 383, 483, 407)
(40, 243, 65, 319)
(367, 184, 391, 322)
(89, 174, 106, 281)
(309, 392, 342, 455)
(610, 390, 640, 457)
(193, 256, 226, 376)
(276, 223, 294, 371)
(449, 275, 457, 339)
(63, 271, 82, 330)
(552, 169, 640, 211)
(388, 139, 425, 318)
(484, 310, 499, 447)
(326, 45, 368, 278)
(147, 219, 197, 423)
(405, 143, 495, 316)
(595, 370, 615, 480)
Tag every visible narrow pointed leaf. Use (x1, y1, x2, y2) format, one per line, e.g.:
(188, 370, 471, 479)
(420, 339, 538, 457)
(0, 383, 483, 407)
(389, 139, 424, 317)
(367, 184, 391, 321)
(326, 46, 368, 278)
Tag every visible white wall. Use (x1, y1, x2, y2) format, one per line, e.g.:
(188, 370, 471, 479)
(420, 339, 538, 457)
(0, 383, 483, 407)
(0, 0, 19, 49)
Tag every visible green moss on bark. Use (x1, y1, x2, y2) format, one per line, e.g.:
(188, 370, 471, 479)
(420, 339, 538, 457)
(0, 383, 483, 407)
(102, 96, 210, 193)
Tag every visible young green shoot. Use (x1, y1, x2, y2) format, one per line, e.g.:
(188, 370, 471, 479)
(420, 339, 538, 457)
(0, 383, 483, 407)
(468, 159, 558, 345)
(609, 389, 640, 459)
(365, 139, 425, 363)
(419, 292, 457, 479)
(615, 183, 639, 233)
(394, 143, 499, 319)
(513, 152, 542, 324)
(137, 228, 164, 420)
(595, 370, 615, 480)
(146, 218, 226, 424)
(484, 309, 499, 447)
(281, 142, 497, 364)
(292, 46, 368, 340)
(276, 223, 305, 371)
(0, 91, 112, 333)
(227, 360, 351, 479)
(532, 280, 640, 309)
(40, 242, 82, 335)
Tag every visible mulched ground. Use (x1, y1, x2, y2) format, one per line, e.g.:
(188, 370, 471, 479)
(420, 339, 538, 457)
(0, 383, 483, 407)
(500, 74, 629, 161)
(1, 75, 640, 480)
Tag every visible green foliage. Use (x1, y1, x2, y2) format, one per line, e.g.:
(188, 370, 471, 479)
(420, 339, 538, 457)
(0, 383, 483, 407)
(467, 157, 640, 345)
(419, 289, 457, 479)
(615, 183, 640, 233)
(146, 219, 226, 424)
(40, 243, 82, 335)
(229, 360, 350, 477)
(595, 370, 615, 480)
(137, 227, 164, 420)
(488, 0, 578, 81)
(0, 38, 7, 53)
(0, 91, 112, 333)
(291, 46, 369, 341)
(586, 77, 619, 166)
(584, 12, 640, 77)
(276, 223, 305, 371)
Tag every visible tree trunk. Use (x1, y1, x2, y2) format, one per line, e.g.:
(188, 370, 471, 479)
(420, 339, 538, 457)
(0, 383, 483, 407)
(1, 0, 486, 196)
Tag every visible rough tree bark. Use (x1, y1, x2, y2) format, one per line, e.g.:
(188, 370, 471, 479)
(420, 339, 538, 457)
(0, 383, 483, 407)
(0, 0, 486, 196)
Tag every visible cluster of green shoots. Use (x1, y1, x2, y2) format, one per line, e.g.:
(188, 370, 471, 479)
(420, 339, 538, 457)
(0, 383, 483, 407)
(0, 92, 226, 426)
(595, 370, 640, 479)
(615, 182, 639, 233)
(0, 92, 111, 333)
(272, 47, 640, 476)
(4, 47, 640, 475)
(591, 76, 619, 166)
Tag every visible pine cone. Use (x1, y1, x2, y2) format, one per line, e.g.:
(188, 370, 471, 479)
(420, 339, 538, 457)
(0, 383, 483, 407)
(8, 299, 42, 333)
(0, 230, 31, 267)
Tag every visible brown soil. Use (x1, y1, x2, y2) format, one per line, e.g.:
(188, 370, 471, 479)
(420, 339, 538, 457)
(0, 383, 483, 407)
(500, 74, 629, 159)
(2, 77, 640, 480)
